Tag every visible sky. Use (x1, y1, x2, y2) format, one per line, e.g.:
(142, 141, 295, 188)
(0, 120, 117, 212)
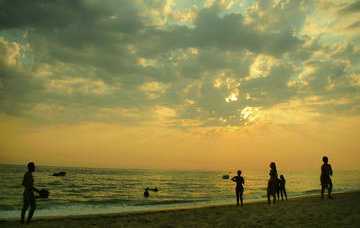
(0, 0, 359, 171)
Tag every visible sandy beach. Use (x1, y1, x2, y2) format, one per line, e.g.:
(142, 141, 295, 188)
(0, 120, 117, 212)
(1, 191, 359, 228)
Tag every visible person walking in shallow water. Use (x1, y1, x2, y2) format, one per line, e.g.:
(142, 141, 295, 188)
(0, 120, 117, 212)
(231, 170, 245, 206)
(321, 156, 333, 199)
(267, 162, 278, 205)
(21, 162, 40, 224)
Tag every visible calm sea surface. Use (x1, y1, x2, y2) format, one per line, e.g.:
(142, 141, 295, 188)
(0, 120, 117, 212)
(1, 164, 360, 219)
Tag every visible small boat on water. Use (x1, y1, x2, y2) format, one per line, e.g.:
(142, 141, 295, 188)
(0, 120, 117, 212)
(222, 174, 229, 179)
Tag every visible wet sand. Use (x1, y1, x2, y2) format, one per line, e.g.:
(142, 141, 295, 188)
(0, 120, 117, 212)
(1, 191, 359, 227)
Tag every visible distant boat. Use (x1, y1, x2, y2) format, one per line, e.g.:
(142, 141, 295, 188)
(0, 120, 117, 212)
(222, 174, 229, 179)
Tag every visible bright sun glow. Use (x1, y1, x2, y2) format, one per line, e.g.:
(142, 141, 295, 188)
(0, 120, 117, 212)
(240, 107, 259, 123)
(225, 93, 238, 102)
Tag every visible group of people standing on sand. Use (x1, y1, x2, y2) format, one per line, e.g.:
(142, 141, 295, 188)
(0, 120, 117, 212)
(230, 163, 287, 207)
(266, 162, 288, 205)
(231, 156, 334, 206)
(20, 156, 334, 224)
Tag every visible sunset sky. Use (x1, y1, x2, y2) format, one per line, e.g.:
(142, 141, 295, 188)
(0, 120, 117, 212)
(0, 0, 359, 171)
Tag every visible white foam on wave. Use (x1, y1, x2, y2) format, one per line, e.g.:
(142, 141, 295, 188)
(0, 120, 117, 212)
(0, 204, 152, 220)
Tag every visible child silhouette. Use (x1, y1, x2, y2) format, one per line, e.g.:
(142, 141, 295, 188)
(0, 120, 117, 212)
(279, 175, 287, 201)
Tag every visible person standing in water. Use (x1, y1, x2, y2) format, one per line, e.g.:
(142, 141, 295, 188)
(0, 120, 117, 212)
(321, 156, 333, 199)
(267, 162, 278, 205)
(231, 170, 245, 206)
(21, 162, 40, 224)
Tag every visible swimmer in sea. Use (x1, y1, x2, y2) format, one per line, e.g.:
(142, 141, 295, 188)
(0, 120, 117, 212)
(320, 156, 333, 199)
(144, 187, 150, 197)
(231, 170, 245, 206)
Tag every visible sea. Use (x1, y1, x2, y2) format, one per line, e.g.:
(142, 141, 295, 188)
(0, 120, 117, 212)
(1, 164, 360, 219)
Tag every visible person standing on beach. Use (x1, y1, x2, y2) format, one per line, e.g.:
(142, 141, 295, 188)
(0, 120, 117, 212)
(267, 162, 278, 205)
(321, 156, 333, 199)
(231, 170, 245, 206)
(276, 177, 281, 202)
(21, 162, 40, 224)
(279, 175, 287, 201)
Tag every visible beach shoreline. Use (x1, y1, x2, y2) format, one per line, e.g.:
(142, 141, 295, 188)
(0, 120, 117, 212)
(0, 192, 325, 221)
(1, 190, 360, 227)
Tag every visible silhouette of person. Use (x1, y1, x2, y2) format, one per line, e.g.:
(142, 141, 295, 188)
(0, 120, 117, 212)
(276, 177, 281, 202)
(144, 187, 150, 197)
(21, 162, 40, 224)
(279, 174, 287, 201)
(321, 156, 333, 199)
(231, 170, 245, 206)
(267, 162, 278, 205)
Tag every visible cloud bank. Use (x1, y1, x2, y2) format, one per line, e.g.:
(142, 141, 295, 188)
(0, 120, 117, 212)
(0, 0, 359, 130)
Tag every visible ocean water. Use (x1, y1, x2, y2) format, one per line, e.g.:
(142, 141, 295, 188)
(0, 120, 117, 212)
(1, 164, 360, 219)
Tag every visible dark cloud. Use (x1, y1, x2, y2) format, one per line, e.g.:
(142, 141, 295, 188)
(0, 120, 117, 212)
(329, 41, 360, 64)
(0, 0, 144, 32)
(240, 62, 298, 107)
(99, 1, 306, 60)
(288, 37, 324, 62)
(14, 0, 305, 89)
(337, 0, 360, 14)
(346, 21, 360, 29)
(0, 62, 45, 117)
(0, 0, 85, 30)
(156, 5, 304, 57)
(246, 0, 314, 31)
(178, 48, 252, 79)
(300, 59, 357, 99)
